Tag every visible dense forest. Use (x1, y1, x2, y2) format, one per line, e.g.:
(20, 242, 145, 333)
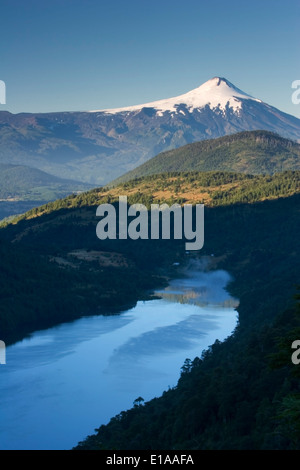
(1, 170, 299, 344)
(1, 169, 300, 449)
(74, 291, 300, 450)
(111, 130, 300, 185)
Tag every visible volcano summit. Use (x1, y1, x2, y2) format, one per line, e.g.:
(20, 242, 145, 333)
(0, 77, 299, 184)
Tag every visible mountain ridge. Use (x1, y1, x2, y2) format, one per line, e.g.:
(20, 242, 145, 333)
(1, 170, 299, 451)
(109, 130, 300, 185)
(0, 163, 92, 220)
(0, 163, 92, 199)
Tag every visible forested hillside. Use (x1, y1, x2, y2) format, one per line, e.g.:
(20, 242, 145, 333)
(1, 170, 299, 449)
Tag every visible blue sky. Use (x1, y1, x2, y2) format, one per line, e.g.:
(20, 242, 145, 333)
(1, 0, 299, 117)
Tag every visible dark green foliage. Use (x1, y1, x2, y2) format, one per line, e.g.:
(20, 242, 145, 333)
(0, 237, 169, 345)
(116, 170, 300, 206)
(2, 170, 299, 231)
(75, 293, 300, 450)
(111, 131, 300, 185)
(0, 200, 186, 344)
(1, 167, 300, 449)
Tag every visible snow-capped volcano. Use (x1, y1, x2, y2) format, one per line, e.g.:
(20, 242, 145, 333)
(0, 77, 299, 185)
(91, 77, 262, 115)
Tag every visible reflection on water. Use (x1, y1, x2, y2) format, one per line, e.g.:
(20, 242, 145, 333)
(0, 267, 239, 450)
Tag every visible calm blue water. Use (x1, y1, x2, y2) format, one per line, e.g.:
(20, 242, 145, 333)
(0, 268, 238, 450)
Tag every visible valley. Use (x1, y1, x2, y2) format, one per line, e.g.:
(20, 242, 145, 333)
(0, 163, 92, 220)
(0, 167, 299, 449)
(1, 170, 299, 344)
(0, 77, 299, 451)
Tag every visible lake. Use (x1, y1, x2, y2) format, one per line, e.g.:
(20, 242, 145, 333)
(0, 265, 238, 450)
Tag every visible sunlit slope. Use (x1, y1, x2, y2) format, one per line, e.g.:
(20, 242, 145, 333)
(2, 170, 299, 234)
(110, 131, 300, 186)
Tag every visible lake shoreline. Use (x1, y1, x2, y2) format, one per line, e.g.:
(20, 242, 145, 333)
(3, 253, 230, 347)
(0, 265, 238, 450)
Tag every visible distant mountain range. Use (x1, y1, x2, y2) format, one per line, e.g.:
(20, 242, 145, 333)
(111, 130, 300, 185)
(0, 77, 299, 185)
(0, 163, 92, 201)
